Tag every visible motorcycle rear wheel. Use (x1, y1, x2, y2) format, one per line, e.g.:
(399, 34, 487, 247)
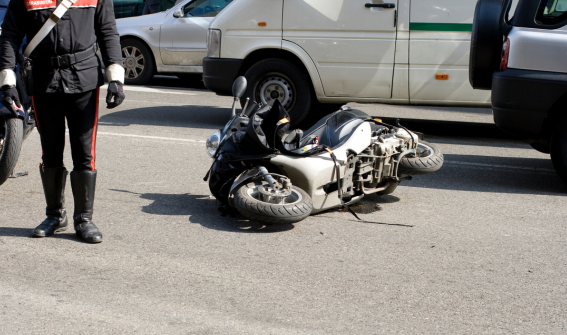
(234, 180, 313, 225)
(0, 117, 24, 186)
(398, 141, 444, 176)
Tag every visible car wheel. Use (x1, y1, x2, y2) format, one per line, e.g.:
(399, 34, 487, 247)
(121, 39, 155, 85)
(550, 118, 567, 184)
(242, 59, 312, 127)
(469, 0, 506, 90)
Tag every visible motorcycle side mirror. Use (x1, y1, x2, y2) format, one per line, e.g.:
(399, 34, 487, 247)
(232, 76, 247, 99)
(173, 8, 183, 18)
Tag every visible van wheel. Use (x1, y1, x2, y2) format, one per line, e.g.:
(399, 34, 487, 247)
(121, 39, 155, 85)
(242, 59, 312, 127)
(550, 118, 567, 184)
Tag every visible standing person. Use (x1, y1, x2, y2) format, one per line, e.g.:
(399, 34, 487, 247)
(0, 0, 126, 243)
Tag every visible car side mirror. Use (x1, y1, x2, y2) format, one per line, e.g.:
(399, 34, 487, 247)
(173, 8, 183, 18)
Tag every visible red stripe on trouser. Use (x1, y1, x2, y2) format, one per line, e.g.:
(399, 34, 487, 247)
(31, 96, 45, 167)
(90, 88, 99, 170)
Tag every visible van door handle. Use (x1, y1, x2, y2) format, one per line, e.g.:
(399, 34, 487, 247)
(365, 3, 396, 9)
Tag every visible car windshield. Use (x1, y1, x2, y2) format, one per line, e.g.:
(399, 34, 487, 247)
(536, 0, 567, 24)
(183, 0, 233, 18)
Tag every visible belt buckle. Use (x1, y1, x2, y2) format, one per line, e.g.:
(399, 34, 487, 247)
(51, 55, 70, 68)
(59, 55, 70, 67)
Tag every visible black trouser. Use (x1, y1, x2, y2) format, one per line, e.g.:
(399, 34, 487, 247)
(33, 89, 100, 171)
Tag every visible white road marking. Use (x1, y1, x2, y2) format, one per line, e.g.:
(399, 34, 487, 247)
(96, 131, 206, 143)
(100, 84, 198, 95)
(445, 161, 556, 173)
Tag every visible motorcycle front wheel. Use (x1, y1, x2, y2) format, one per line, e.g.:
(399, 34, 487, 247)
(0, 116, 24, 186)
(233, 180, 313, 225)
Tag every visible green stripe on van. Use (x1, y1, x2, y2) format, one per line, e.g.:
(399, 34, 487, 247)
(410, 23, 473, 32)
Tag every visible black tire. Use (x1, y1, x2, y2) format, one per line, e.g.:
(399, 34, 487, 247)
(469, 0, 506, 90)
(550, 118, 567, 184)
(398, 141, 444, 176)
(530, 142, 551, 154)
(121, 38, 155, 85)
(242, 59, 313, 127)
(0, 117, 24, 186)
(234, 180, 313, 224)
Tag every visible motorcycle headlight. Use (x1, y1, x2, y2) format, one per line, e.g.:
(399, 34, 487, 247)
(207, 29, 221, 58)
(206, 130, 221, 157)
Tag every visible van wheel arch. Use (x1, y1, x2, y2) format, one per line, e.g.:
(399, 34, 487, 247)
(239, 49, 317, 98)
(238, 49, 343, 126)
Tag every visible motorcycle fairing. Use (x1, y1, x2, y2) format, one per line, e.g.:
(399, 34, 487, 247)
(271, 121, 373, 213)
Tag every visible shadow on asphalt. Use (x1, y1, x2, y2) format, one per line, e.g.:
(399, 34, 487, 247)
(377, 117, 514, 140)
(403, 154, 567, 195)
(109, 189, 295, 233)
(0, 227, 90, 243)
(149, 74, 206, 89)
(99, 105, 231, 130)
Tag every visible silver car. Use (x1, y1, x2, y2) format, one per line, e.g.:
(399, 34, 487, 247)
(116, 0, 233, 85)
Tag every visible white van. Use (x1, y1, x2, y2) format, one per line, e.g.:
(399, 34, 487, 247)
(203, 0, 490, 124)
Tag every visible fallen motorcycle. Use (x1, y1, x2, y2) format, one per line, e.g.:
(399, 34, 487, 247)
(205, 77, 444, 224)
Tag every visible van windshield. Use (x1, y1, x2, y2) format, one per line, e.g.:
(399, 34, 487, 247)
(536, 0, 567, 24)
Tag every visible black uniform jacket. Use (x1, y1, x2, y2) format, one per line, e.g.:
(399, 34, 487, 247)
(0, 0, 122, 93)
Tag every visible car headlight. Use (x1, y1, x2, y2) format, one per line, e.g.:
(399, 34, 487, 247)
(206, 130, 221, 157)
(207, 29, 221, 58)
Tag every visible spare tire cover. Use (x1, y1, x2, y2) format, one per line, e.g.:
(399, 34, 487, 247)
(469, 0, 505, 90)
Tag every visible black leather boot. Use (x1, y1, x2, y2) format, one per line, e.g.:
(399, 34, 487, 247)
(33, 166, 68, 237)
(70, 170, 102, 244)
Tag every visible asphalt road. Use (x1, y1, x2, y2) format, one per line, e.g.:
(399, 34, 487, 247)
(1, 76, 566, 334)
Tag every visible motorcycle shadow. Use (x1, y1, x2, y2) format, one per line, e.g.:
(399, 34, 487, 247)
(110, 189, 295, 233)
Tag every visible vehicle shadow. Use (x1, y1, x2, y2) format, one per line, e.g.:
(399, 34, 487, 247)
(404, 154, 567, 195)
(109, 189, 295, 233)
(98, 105, 231, 130)
(149, 75, 206, 90)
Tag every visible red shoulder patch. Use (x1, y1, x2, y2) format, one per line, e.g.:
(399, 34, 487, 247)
(24, 0, 56, 11)
(72, 0, 98, 7)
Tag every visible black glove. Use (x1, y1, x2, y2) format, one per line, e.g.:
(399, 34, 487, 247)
(106, 81, 125, 109)
(1, 85, 22, 116)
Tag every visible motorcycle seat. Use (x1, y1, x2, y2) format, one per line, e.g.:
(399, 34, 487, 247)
(284, 109, 367, 152)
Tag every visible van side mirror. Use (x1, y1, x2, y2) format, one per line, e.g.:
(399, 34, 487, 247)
(173, 8, 183, 18)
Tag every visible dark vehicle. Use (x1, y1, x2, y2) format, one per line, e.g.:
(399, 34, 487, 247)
(470, 0, 567, 183)
(0, 64, 35, 186)
(0, 0, 35, 186)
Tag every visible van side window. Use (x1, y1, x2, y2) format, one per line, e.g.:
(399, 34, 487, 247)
(182, 0, 233, 17)
(536, 0, 567, 24)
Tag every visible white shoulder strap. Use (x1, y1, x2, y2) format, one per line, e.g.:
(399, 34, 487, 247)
(23, 0, 78, 58)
